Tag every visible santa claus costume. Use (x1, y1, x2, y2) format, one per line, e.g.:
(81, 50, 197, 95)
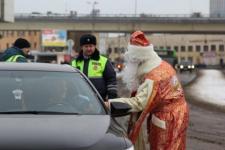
(110, 31, 189, 150)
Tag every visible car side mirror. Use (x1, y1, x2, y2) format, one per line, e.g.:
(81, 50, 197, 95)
(110, 102, 131, 117)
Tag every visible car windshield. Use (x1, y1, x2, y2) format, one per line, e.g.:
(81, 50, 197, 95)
(180, 61, 192, 65)
(0, 71, 105, 115)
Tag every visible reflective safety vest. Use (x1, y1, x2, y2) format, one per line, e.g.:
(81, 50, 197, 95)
(6, 55, 25, 62)
(71, 55, 107, 77)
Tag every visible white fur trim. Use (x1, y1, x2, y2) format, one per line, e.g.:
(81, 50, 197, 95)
(126, 44, 158, 60)
(152, 114, 166, 129)
(137, 58, 161, 76)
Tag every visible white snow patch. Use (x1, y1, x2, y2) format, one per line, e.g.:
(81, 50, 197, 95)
(188, 70, 225, 106)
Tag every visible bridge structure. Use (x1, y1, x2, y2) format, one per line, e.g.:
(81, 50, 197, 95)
(0, 13, 225, 34)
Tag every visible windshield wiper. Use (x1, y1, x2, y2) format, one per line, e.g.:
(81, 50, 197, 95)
(0, 111, 80, 115)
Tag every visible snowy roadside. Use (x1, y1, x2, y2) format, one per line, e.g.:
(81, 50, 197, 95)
(185, 69, 225, 112)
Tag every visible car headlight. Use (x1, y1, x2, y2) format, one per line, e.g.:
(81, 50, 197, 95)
(188, 65, 191, 69)
(180, 65, 184, 69)
(126, 146, 134, 150)
(191, 65, 195, 69)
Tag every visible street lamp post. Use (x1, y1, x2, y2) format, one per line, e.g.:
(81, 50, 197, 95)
(64, 0, 68, 14)
(134, 0, 137, 16)
(87, 1, 99, 15)
(87, 1, 99, 33)
(93, 1, 98, 11)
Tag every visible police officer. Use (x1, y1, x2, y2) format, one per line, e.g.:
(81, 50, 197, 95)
(71, 34, 118, 101)
(0, 38, 31, 62)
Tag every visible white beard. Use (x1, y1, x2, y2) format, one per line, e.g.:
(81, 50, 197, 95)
(121, 61, 140, 92)
(121, 43, 162, 92)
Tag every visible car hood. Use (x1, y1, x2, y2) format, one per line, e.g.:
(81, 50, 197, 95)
(0, 115, 128, 150)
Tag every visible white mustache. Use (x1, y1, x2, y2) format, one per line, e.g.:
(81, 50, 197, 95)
(121, 61, 139, 92)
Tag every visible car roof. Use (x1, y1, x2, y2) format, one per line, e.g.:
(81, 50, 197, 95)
(0, 62, 79, 72)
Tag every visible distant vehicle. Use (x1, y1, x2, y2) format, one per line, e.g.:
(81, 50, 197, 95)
(191, 12, 203, 18)
(29, 51, 58, 63)
(29, 51, 71, 64)
(176, 61, 195, 73)
(0, 63, 133, 150)
(115, 63, 124, 72)
(155, 49, 178, 68)
(31, 12, 41, 17)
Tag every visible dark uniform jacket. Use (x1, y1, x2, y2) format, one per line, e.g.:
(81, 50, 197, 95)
(73, 49, 118, 100)
(0, 47, 27, 62)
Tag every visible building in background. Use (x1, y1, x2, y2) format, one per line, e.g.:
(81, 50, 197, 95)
(0, 29, 101, 64)
(0, 30, 41, 51)
(0, 29, 224, 66)
(210, 0, 225, 17)
(150, 34, 225, 66)
(106, 34, 225, 67)
(0, 0, 14, 22)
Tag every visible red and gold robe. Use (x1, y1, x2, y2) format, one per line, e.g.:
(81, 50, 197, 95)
(111, 61, 189, 150)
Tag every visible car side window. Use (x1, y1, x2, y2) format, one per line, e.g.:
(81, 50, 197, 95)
(0, 71, 105, 114)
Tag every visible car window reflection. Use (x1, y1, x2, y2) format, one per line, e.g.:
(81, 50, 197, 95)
(0, 71, 105, 115)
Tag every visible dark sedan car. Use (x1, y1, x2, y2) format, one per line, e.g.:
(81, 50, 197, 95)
(176, 61, 195, 73)
(0, 63, 133, 150)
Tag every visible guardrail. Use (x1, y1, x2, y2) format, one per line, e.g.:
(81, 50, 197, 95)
(14, 13, 225, 24)
(14, 13, 214, 18)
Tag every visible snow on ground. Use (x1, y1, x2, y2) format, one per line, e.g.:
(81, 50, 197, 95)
(187, 69, 225, 107)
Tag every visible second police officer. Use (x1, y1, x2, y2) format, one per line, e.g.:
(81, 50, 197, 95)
(71, 34, 118, 101)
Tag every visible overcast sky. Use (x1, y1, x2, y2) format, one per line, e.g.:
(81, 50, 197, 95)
(15, 0, 209, 15)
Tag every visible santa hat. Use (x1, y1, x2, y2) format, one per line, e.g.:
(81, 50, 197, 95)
(130, 30, 150, 46)
(125, 31, 161, 62)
